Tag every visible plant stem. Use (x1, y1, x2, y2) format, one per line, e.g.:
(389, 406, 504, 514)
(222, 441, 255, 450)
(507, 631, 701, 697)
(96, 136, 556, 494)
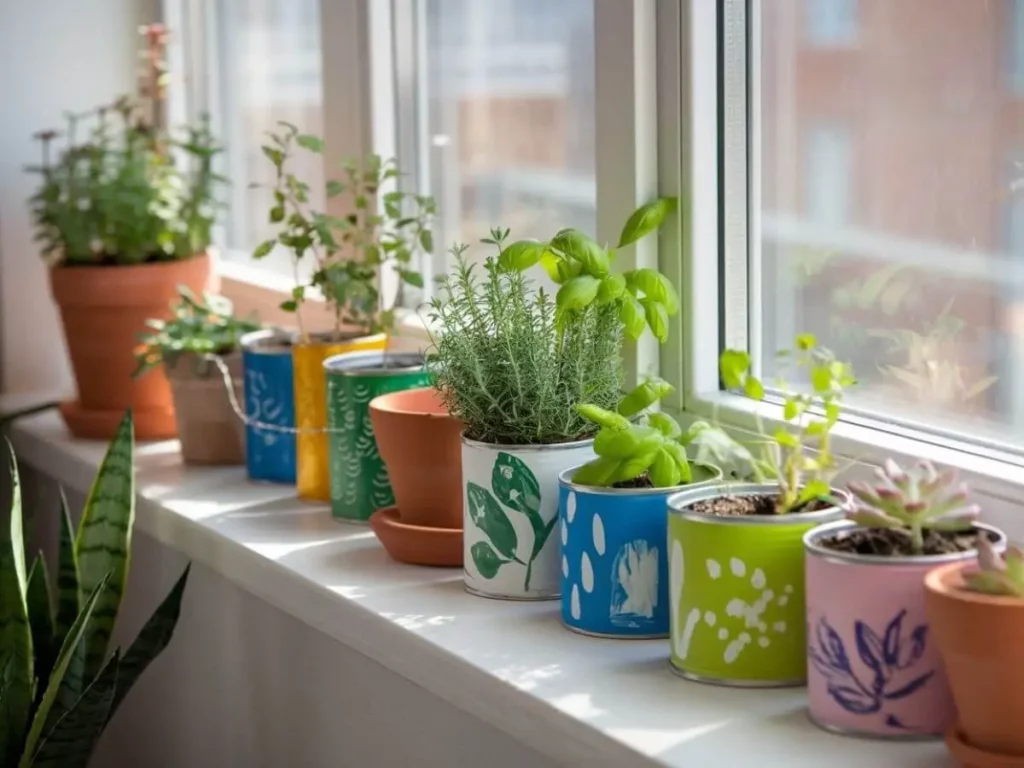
(911, 523, 924, 554)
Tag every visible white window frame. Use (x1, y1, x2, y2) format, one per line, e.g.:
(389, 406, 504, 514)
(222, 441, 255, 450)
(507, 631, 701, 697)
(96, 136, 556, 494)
(670, 0, 1024, 518)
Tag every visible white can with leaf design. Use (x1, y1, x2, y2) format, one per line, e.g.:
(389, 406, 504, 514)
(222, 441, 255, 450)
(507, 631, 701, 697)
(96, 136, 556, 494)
(462, 436, 594, 600)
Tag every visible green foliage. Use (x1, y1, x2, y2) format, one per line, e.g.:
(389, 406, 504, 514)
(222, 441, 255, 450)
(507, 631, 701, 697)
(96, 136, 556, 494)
(27, 104, 223, 267)
(966, 538, 1024, 597)
(256, 122, 435, 336)
(846, 459, 979, 554)
(720, 333, 856, 513)
(134, 286, 261, 377)
(572, 379, 696, 489)
(428, 200, 677, 445)
(0, 412, 191, 767)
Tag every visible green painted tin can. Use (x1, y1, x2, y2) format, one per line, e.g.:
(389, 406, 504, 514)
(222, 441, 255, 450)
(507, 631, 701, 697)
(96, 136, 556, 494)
(666, 482, 846, 687)
(324, 351, 429, 523)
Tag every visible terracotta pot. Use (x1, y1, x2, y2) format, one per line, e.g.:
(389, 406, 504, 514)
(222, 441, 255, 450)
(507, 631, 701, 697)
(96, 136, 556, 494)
(293, 332, 386, 502)
(51, 253, 212, 440)
(926, 561, 1024, 766)
(369, 387, 462, 529)
(166, 352, 245, 465)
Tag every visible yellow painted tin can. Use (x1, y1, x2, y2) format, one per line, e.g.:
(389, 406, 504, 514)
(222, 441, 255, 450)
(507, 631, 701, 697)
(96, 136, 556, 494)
(293, 332, 387, 501)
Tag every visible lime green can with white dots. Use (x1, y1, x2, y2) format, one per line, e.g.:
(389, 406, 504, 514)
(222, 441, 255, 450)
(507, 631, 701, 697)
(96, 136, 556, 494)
(666, 482, 846, 687)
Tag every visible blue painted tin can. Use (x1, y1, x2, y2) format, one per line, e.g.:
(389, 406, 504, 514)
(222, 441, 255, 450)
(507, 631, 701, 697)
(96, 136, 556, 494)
(241, 329, 297, 484)
(558, 463, 722, 639)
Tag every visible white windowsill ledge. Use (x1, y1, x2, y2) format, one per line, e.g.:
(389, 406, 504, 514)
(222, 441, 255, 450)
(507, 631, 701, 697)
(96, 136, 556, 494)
(7, 409, 949, 767)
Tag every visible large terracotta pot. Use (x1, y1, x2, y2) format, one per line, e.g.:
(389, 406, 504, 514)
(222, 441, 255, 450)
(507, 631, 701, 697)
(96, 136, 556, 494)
(293, 332, 386, 502)
(926, 561, 1024, 767)
(368, 387, 463, 566)
(166, 352, 245, 465)
(51, 253, 212, 440)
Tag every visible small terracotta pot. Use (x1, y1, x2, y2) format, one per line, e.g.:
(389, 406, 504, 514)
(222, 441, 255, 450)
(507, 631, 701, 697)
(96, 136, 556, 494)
(51, 253, 212, 440)
(369, 388, 462, 528)
(166, 352, 245, 465)
(926, 561, 1024, 766)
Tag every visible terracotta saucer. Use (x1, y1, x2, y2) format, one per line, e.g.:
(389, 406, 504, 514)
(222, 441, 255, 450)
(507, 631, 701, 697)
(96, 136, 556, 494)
(60, 400, 177, 441)
(946, 728, 1024, 768)
(370, 507, 462, 567)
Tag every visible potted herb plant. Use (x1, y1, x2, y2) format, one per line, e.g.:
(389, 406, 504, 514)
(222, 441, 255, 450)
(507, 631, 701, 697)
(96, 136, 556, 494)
(0, 412, 190, 766)
(28, 25, 221, 441)
(256, 123, 435, 502)
(805, 462, 1004, 738)
(926, 539, 1024, 765)
(428, 198, 679, 600)
(666, 334, 854, 686)
(558, 379, 721, 638)
(135, 286, 260, 465)
(367, 387, 463, 566)
(241, 328, 299, 484)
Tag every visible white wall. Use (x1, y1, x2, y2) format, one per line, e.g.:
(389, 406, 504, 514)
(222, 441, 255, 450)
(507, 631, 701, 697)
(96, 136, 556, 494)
(0, 0, 156, 395)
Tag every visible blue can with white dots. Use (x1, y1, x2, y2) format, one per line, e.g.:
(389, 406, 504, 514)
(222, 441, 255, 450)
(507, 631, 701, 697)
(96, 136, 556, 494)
(558, 463, 722, 639)
(241, 329, 297, 484)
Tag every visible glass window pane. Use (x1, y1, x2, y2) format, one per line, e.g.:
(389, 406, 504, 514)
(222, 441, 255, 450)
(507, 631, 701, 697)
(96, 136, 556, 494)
(755, 0, 1024, 449)
(216, 0, 323, 275)
(422, 0, 596, 277)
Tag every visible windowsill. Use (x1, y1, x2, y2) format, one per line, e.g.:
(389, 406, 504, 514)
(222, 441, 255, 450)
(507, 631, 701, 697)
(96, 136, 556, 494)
(7, 408, 949, 766)
(679, 392, 1024, 540)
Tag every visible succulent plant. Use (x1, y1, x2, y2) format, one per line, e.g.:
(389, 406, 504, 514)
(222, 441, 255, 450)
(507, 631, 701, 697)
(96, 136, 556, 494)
(964, 537, 1024, 597)
(845, 459, 980, 554)
(571, 378, 694, 488)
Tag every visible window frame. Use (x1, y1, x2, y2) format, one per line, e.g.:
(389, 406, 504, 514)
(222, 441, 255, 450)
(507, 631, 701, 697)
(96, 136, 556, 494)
(671, 0, 1024, 509)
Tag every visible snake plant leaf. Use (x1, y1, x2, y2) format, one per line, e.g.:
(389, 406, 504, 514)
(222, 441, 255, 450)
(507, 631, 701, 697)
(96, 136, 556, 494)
(107, 565, 190, 723)
(31, 651, 119, 768)
(0, 443, 31, 766)
(618, 197, 677, 249)
(54, 489, 80, 649)
(20, 574, 108, 768)
(25, 554, 55, 697)
(466, 483, 518, 562)
(75, 411, 135, 680)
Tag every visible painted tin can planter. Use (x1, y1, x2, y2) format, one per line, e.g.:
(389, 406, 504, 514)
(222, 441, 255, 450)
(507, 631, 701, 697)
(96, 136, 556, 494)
(462, 437, 594, 601)
(241, 329, 297, 484)
(294, 333, 387, 502)
(666, 482, 846, 687)
(558, 463, 723, 639)
(805, 520, 1006, 740)
(324, 351, 429, 524)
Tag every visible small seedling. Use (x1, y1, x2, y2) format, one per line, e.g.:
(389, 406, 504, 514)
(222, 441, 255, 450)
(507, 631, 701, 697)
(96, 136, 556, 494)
(845, 459, 980, 554)
(134, 286, 261, 377)
(721, 333, 856, 513)
(572, 378, 694, 488)
(965, 538, 1024, 597)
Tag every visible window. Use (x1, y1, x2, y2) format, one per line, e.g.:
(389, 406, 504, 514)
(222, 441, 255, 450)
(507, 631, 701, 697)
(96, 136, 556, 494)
(1010, 0, 1024, 93)
(740, 0, 1024, 455)
(213, 0, 325, 277)
(804, 0, 857, 47)
(401, 0, 596, 292)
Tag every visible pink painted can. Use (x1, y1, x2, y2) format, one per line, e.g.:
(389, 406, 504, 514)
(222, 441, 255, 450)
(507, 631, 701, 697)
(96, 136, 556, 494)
(803, 520, 1005, 739)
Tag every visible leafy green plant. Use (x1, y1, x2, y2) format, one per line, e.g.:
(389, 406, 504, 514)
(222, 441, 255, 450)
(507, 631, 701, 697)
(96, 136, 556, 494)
(720, 333, 856, 513)
(571, 378, 696, 488)
(966, 538, 1024, 597)
(133, 286, 261, 377)
(427, 199, 677, 445)
(255, 123, 435, 338)
(27, 26, 223, 266)
(845, 459, 979, 554)
(0, 412, 190, 767)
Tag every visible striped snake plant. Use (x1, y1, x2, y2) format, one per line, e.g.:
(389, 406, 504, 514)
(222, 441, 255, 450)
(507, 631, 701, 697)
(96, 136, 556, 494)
(1, 411, 190, 767)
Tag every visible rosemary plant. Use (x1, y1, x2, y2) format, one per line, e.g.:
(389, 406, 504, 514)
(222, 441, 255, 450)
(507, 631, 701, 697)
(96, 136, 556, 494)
(428, 198, 677, 445)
